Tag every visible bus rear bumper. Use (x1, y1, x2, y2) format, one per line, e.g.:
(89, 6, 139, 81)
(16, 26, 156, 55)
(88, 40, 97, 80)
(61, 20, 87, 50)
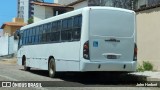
(80, 61, 137, 72)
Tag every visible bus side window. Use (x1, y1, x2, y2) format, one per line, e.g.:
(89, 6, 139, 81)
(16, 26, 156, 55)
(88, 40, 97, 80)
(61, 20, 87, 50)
(32, 27, 36, 44)
(22, 30, 26, 45)
(61, 18, 72, 41)
(51, 21, 60, 42)
(57, 21, 61, 42)
(42, 24, 47, 42)
(72, 15, 82, 41)
(28, 28, 32, 44)
(35, 26, 39, 43)
(46, 23, 51, 42)
(50, 22, 56, 41)
(39, 25, 43, 43)
(24, 30, 29, 45)
(19, 30, 23, 46)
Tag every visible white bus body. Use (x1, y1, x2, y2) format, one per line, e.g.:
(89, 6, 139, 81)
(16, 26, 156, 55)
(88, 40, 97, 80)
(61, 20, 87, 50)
(17, 7, 137, 76)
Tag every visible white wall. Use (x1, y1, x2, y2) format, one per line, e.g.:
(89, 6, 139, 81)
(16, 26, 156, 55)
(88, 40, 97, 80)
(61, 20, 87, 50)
(0, 30, 3, 37)
(54, 0, 77, 5)
(34, 5, 46, 22)
(54, 0, 58, 3)
(0, 36, 18, 56)
(13, 38, 18, 55)
(34, 5, 53, 22)
(136, 7, 160, 70)
(0, 36, 8, 56)
(8, 36, 18, 55)
(73, 0, 88, 9)
(54, 0, 88, 10)
(45, 7, 54, 19)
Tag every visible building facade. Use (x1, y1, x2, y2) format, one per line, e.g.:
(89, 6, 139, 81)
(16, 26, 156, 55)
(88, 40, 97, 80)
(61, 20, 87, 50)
(136, 0, 160, 9)
(54, 0, 77, 5)
(0, 18, 26, 56)
(54, 0, 136, 10)
(33, 2, 73, 22)
(136, 7, 160, 70)
(136, 0, 160, 70)
(54, 0, 160, 10)
(17, 0, 34, 23)
(1, 18, 26, 36)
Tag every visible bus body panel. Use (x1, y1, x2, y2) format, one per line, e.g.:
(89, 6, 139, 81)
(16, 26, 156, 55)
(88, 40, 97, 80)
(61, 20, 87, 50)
(89, 9, 135, 62)
(18, 42, 81, 71)
(80, 60, 136, 71)
(80, 7, 136, 72)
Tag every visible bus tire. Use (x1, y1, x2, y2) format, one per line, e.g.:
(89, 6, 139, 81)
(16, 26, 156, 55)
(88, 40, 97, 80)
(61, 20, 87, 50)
(24, 59, 30, 71)
(48, 58, 56, 78)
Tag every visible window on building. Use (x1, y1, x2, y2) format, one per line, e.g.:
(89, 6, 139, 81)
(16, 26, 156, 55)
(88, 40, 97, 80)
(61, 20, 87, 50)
(148, 0, 160, 6)
(88, 0, 133, 10)
(54, 10, 66, 16)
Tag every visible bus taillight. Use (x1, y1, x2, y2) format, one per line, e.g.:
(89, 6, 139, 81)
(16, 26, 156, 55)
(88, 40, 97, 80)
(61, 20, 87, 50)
(83, 41, 90, 60)
(134, 44, 137, 61)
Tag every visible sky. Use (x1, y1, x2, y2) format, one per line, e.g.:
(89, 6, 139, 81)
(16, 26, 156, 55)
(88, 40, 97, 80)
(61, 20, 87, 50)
(0, 0, 53, 30)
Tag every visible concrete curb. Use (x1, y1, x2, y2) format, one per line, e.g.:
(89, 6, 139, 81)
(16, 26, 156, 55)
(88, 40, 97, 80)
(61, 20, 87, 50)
(131, 71, 160, 81)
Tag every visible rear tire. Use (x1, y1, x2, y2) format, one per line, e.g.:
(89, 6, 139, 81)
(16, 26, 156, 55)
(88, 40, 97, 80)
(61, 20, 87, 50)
(48, 58, 56, 78)
(24, 59, 30, 71)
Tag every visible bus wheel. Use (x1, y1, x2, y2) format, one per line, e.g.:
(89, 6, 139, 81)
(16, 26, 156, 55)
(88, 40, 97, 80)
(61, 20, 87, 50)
(24, 59, 30, 71)
(49, 58, 56, 78)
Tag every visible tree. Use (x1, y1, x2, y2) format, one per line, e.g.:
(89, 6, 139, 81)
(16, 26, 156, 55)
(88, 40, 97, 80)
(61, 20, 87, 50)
(28, 17, 33, 24)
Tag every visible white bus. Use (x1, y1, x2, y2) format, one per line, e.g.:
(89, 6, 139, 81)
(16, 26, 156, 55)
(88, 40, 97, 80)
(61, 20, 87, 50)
(17, 7, 137, 78)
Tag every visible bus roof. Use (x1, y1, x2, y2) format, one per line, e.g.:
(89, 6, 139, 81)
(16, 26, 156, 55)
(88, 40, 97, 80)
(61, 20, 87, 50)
(21, 6, 134, 30)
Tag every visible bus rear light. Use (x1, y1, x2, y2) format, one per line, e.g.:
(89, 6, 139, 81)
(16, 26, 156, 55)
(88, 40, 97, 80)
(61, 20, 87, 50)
(84, 44, 89, 49)
(134, 44, 137, 61)
(83, 41, 90, 60)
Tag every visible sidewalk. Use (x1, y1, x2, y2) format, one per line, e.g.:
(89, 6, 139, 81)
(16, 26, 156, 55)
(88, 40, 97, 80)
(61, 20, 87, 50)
(131, 71, 160, 81)
(0, 57, 17, 64)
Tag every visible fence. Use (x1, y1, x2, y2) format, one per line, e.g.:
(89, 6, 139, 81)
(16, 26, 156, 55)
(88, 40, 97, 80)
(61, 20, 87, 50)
(0, 35, 18, 56)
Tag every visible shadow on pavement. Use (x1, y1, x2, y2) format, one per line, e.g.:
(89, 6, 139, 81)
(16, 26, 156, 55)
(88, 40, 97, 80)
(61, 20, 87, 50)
(23, 69, 148, 86)
(59, 72, 147, 86)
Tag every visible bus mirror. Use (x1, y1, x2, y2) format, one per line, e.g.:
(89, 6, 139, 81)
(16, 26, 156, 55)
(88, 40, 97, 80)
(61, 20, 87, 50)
(14, 30, 20, 40)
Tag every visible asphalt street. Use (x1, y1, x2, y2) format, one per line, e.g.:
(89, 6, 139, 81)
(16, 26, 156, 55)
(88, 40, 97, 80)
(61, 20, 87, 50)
(0, 58, 159, 90)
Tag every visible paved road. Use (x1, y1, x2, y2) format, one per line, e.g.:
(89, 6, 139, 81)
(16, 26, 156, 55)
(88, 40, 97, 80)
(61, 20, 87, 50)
(0, 60, 159, 90)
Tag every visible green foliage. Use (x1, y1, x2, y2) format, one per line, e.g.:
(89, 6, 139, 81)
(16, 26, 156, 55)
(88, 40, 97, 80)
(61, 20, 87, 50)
(136, 61, 153, 72)
(137, 64, 144, 72)
(143, 61, 153, 71)
(28, 17, 33, 24)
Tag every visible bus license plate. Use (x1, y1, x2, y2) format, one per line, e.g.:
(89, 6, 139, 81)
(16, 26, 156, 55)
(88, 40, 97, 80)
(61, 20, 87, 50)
(107, 55, 117, 59)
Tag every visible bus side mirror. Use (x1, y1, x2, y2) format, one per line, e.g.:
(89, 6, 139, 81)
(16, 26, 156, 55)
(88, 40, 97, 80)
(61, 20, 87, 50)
(14, 30, 20, 40)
